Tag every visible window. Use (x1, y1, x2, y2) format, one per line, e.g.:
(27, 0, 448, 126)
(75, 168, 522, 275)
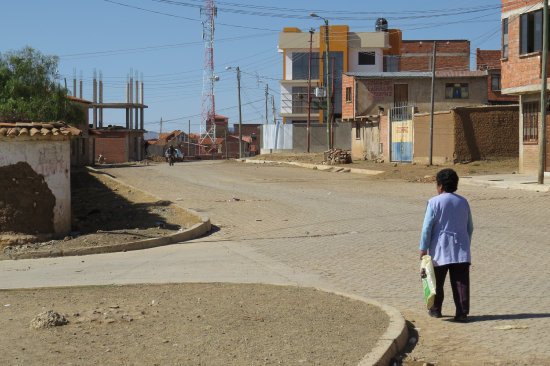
(291, 86, 320, 114)
(291, 52, 319, 80)
(520, 10, 543, 54)
(355, 122, 361, 139)
(383, 55, 399, 72)
(445, 83, 469, 99)
(491, 74, 501, 91)
(523, 101, 539, 143)
(502, 18, 509, 58)
(358, 51, 376, 65)
(345, 87, 352, 103)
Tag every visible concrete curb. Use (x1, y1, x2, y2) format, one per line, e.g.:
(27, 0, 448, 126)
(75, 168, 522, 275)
(242, 159, 384, 175)
(314, 288, 408, 366)
(6, 167, 211, 260)
(460, 176, 550, 192)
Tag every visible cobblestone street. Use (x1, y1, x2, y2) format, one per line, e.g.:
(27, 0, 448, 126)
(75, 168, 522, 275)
(3, 160, 550, 365)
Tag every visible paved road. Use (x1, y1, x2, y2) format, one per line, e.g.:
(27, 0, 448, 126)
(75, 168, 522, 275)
(2, 160, 550, 365)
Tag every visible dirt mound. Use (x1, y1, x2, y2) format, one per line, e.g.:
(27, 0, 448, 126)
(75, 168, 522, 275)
(30, 310, 68, 329)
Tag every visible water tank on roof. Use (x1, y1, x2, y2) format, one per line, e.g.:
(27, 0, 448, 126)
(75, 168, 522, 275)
(375, 18, 388, 32)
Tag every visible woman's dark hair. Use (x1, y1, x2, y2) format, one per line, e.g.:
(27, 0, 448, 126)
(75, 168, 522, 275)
(436, 168, 459, 193)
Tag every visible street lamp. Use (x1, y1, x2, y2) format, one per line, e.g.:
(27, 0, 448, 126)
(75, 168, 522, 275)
(225, 66, 243, 159)
(311, 13, 331, 150)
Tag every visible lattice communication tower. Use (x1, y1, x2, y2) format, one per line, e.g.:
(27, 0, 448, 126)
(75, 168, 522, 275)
(200, 0, 217, 145)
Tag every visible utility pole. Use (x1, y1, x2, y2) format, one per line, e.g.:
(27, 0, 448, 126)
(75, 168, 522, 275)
(271, 95, 276, 124)
(160, 117, 163, 136)
(324, 19, 331, 150)
(307, 28, 314, 153)
(429, 41, 437, 166)
(265, 84, 269, 125)
(331, 59, 335, 149)
(237, 66, 243, 159)
(225, 128, 228, 159)
(188, 120, 191, 157)
(539, 0, 548, 184)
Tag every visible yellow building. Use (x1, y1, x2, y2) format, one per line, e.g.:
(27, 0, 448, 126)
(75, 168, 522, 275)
(278, 23, 401, 124)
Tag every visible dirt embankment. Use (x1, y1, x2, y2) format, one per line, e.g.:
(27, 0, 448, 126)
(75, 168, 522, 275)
(1, 167, 201, 259)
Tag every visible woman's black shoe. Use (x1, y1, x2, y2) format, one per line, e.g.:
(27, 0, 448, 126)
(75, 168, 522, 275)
(453, 314, 468, 323)
(428, 310, 442, 318)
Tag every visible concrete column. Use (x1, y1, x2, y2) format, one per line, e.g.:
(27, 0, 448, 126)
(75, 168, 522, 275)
(135, 78, 139, 130)
(140, 82, 144, 130)
(99, 72, 103, 128)
(126, 83, 130, 129)
(93, 75, 97, 129)
(129, 75, 133, 130)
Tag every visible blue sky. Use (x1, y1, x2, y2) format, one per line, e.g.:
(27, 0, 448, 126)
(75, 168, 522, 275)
(1, 0, 502, 134)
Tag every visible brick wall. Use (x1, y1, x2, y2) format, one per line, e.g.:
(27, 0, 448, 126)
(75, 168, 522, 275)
(522, 144, 539, 174)
(342, 74, 354, 119)
(380, 114, 389, 160)
(399, 40, 470, 72)
(501, 0, 550, 91)
(95, 137, 126, 163)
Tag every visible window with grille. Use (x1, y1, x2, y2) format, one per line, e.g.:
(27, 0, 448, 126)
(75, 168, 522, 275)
(491, 74, 501, 91)
(358, 51, 376, 65)
(523, 101, 539, 143)
(502, 18, 509, 58)
(445, 83, 469, 99)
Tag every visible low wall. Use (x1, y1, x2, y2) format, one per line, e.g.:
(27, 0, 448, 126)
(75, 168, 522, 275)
(453, 106, 518, 161)
(413, 112, 455, 164)
(292, 123, 351, 153)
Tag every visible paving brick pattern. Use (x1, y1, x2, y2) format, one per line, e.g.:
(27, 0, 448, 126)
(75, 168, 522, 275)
(3, 161, 549, 365)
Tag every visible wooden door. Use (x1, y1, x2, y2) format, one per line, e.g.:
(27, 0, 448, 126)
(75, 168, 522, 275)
(394, 84, 408, 107)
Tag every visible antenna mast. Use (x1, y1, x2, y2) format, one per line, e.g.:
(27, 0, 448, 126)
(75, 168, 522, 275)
(200, 0, 217, 147)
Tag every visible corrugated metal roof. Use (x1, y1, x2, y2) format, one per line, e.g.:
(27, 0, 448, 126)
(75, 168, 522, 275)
(345, 71, 487, 79)
(0, 122, 81, 138)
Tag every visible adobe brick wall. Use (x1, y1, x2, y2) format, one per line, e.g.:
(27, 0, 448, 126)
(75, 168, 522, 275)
(400, 40, 470, 72)
(342, 74, 355, 119)
(452, 106, 519, 161)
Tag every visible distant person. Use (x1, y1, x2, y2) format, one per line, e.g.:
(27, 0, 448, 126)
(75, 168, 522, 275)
(419, 168, 474, 322)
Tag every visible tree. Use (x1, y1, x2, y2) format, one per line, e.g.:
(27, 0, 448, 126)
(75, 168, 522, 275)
(0, 46, 85, 124)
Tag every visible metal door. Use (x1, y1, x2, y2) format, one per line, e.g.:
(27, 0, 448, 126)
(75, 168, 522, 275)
(390, 106, 413, 162)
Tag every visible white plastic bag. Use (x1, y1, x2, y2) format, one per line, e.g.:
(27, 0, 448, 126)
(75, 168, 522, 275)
(420, 255, 436, 309)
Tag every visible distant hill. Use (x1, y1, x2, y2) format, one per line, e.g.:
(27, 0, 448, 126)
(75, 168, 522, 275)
(144, 131, 159, 140)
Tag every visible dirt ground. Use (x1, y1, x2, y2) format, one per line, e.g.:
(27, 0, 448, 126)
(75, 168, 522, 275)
(0, 156, 522, 365)
(252, 153, 519, 183)
(1, 167, 201, 260)
(0, 283, 388, 365)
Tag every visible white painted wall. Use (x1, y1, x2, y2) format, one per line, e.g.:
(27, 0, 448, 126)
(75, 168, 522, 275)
(0, 138, 71, 235)
(348, 48, 384, 73)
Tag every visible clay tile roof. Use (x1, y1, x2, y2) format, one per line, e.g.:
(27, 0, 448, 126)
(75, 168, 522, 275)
(0, 122, 81, 138)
